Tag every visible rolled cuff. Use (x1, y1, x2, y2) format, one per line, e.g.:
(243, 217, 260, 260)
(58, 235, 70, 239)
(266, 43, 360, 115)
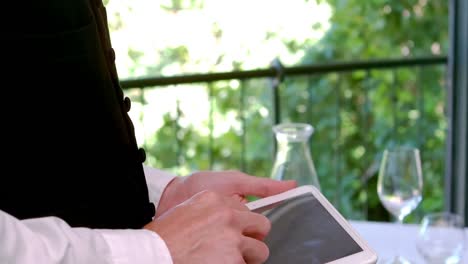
(97, 229, 173, 264)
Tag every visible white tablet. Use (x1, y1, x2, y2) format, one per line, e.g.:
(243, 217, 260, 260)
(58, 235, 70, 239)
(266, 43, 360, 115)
(247, 185, 378, 264)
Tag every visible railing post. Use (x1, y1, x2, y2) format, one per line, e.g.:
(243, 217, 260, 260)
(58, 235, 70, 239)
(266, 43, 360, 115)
(208, 84, 214, 170)
(391, 70, 399, 146)
(175, 99, 182, 168)
(361, 71, 372, 219)
(270, 58, 285, 157)
(446, 0, 468, 225)
(239, 81, 247, 172)
(270, 58, 284, 126)
(335, 75, 342, 210)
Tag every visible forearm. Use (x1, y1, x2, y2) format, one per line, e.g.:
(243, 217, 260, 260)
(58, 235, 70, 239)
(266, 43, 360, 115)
(0, 210, 172, 264)
(0, 210, 110, 263)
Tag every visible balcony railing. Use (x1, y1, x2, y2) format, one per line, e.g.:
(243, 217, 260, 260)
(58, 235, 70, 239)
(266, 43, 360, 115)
(120, 56, 448, 221)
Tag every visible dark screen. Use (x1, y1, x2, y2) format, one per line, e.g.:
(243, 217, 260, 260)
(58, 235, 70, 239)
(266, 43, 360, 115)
(253, 193, 362, 264)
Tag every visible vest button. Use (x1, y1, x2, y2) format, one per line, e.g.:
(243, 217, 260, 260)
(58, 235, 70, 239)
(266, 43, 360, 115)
(123, 97, 131, 112)
(108, 48, 116, 62)
(138, 148, 146, 163)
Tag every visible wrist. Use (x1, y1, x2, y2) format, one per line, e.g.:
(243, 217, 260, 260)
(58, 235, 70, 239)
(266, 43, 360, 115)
(155, 177, 186, 217)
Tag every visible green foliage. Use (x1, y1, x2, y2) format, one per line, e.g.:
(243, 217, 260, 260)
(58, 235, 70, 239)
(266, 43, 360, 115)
(298, 0, 448, 222)
(122, 0, 448, 222)
(160, 0, 204, 12)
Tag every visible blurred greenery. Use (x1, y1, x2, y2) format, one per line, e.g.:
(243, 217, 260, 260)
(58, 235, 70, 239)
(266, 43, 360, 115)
(119, 0, 448, 223)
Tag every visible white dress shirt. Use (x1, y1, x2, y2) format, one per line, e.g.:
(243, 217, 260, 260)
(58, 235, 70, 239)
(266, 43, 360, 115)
(0, 166, 176, 264)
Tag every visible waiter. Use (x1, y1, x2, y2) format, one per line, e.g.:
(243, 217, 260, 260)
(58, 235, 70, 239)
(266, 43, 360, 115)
(3, 0, 157, 229)
(1, 0, 296, 263)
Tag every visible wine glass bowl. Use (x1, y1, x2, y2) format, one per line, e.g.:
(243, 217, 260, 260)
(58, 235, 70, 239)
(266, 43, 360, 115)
(377, 146, 424, 264)
(416, 212, 465, 264)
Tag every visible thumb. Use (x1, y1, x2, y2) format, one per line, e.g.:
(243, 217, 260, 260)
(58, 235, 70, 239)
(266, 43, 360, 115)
(238, 176, 297, 198)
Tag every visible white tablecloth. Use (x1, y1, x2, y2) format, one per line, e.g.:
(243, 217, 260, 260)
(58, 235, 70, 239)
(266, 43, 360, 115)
(349, 220, 468, 264)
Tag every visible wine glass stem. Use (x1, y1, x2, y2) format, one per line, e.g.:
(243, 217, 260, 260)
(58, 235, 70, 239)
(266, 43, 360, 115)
(395, 215, 404, 260)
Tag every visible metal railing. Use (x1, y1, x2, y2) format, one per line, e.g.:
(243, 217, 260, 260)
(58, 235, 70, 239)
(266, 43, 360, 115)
(121, 56, 446, 124)
(120, 56, 448, 220)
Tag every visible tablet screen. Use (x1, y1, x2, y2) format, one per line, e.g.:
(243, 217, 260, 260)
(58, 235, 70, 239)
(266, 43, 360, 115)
(253, 193, 362, 264)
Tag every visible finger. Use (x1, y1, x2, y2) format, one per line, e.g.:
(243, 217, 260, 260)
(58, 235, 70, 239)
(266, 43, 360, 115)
(240, 197, 248, 203)
(222, 196, 250, 212)
(241, 236, 270, 264)
(234, 211, 271, 241)
(232, 194, 248, 203)
(237, 175, 297, 198)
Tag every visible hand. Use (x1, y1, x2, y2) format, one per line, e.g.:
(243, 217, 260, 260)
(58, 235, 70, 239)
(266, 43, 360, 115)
(145, 190, 271, 264)
(156, 170, 296, 217)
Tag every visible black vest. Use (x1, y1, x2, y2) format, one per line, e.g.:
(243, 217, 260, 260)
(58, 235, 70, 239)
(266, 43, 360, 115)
(1, 0, 155, 228)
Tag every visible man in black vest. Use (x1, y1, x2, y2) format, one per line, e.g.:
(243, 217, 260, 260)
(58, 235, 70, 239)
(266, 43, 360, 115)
(1, 1, 296, 263)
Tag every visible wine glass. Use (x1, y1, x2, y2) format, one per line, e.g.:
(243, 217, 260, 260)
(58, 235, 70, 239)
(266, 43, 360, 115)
(416, 212, 465, 264)
(377, 147, 423, 264)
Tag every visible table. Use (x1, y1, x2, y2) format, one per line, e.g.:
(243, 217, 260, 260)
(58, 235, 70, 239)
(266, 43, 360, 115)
(349, 220, 468, 263)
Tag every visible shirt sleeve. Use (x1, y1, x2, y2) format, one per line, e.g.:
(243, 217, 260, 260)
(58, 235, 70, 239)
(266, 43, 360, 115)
(143, 165, 177, 211)
(0, 210, 173, 264)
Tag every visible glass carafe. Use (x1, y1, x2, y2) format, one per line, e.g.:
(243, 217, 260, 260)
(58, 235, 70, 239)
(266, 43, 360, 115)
(270, 123, 320, 190)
